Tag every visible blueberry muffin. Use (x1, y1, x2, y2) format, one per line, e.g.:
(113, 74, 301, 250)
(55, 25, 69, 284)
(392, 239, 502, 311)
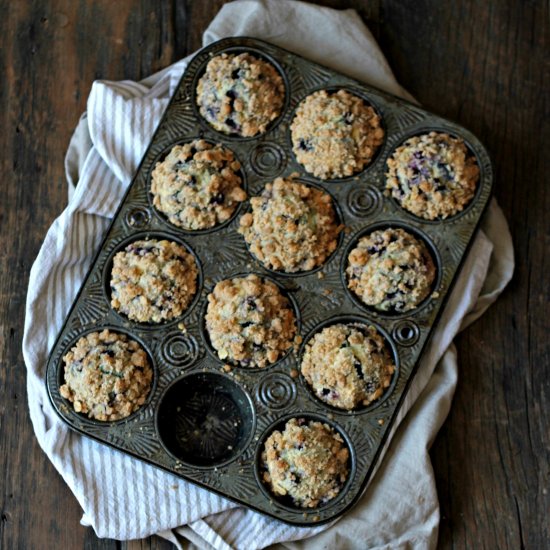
(301, 323, 395, 410)
(59, 330, 153, 421)
(239, 178, 342, 273)
(196, 52, 285, 137)
(110, 239, 198, 323)
(386, 131, 479, 219)
(262, 418, 349, 508)
(205, 274, 297, 368)
(290, 89, 384, 179)
(150, 140, 246, 230)
(346, 228, 436, 312)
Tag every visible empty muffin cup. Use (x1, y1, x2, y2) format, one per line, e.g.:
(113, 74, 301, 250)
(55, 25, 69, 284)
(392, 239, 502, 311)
(156, 372, 254, 468)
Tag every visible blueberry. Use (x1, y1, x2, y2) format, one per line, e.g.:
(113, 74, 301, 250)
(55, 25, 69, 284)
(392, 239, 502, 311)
(226, 89, 236, 99)
(365, 380, 377, 394)
(104, 349, 115, 358)
(206, 107, 217, 120)
(413, 151, 424, 159)
(231, 69, 242, 79)
(188, 175, 197, 188)
(343, 111, 354, 124)
(108, 391, 117, 405)
(389, 234, 397, 243)
(225, 117, 237, 130)
(353, 360, 364, 380)
(322, 388, 331, 396)
(245, 297, 257, 310)
(367, 246, 379, 254)
(298, 138, 312, 151)
(210, 192, 224, 205)
(240, 321, 253, 328)
(386, 291, 397, 301)
(292, 473, 302, 485)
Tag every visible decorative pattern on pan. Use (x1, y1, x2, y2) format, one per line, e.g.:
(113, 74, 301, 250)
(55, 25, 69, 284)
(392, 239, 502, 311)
(75, 273, 108, 326)
(194, 229, 249, 270)
(345, 422, 374, 472)
(156, 330, 201, 370)
(296, 272, 345, 319)
(220, 469, 258, 499)
(111, 421, 161, 458)
(248, 141, 288, 178)
(298, 62, 334, 92)
(386, 102, 428, 132)
(157, 102, 198, 140)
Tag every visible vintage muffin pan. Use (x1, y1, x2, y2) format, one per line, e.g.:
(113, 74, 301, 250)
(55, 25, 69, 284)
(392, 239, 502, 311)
(46, 37, 493, 525)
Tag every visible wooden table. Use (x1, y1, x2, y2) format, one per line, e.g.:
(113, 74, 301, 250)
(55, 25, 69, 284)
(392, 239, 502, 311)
(1, 1, 547, 548)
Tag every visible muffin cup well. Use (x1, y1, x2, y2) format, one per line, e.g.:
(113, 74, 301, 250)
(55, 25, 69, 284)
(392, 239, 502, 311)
(341, 221, 441, 318)
(298, 315, 400, 414)
(191, 47, 290, 141)
(146, 138, 248, 234)
(254, 413, 355, 511)
(156, 371, 255, 468)
(56, 326, 158, 425)
(200, 272, 301, 371)
(102, 231, 203, 328)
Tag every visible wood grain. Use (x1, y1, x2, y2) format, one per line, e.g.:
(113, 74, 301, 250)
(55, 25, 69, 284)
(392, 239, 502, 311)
(0, 0, 547, 548)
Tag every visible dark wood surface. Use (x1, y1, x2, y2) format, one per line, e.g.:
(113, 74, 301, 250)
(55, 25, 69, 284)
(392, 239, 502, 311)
(1, 1, 547, 548)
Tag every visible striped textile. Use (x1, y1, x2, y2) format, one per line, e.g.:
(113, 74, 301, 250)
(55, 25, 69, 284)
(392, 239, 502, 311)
(22, 1, 514, 548)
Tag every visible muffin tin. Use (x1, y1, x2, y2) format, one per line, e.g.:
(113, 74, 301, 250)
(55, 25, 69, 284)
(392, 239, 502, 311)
(45, 37, 493, 525)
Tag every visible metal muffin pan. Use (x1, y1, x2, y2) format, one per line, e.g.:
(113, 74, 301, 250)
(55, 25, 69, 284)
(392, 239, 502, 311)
(46, 36, 493, 525)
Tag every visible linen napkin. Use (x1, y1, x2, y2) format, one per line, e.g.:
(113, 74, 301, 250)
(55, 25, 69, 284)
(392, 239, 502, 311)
(23, 1, 514, 548)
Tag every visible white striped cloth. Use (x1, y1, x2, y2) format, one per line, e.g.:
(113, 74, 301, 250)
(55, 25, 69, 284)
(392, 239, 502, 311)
(23, 1, 514, 548)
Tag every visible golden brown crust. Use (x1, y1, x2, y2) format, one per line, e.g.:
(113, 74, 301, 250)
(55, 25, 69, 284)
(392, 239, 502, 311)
(205, 274, 297, 368)
(291, 89, 384, 179)
(110, 239, 198, 323)
(261, 418, 349, 508)
(238, 178, 342, 273)
(385, 131, 479, 219)
(301, 323, 395, 410)
(196, 52, 285, 137)
(151, 140, 246, 230)
(346, 228, 436, 312)
(59, 330, 153, 421)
